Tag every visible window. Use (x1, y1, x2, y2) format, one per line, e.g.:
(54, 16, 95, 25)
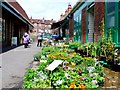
(34, 29, 37, 32)
(2, 19, 5, 42)
(74, 10, 81, 42)
(39, 24, 41, 27)
(0, 18, 2, 43)
(107, 2, 115, 28)
(118, 1, 120, 42)
(118, 1, 120, 28)
(48, 25, 51, 28)
(34, 23, 37, 26)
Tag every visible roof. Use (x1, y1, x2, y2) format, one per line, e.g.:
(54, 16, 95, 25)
(31, 19, 55, 25)
(51, 19, 68, 29)
(9, 1, 30, 22)
(2, 0, 33, 27)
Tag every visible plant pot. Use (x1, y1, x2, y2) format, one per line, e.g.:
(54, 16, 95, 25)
(74, 47, 78, 52)
(98, 81, 104, 87)
(107, 60, 113, 65)
(111, 64, 120, 72)
(34, 57, 39, 61)
(100, 56, 106, 61)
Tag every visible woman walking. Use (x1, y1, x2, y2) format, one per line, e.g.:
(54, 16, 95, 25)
(23, 32, 29, 48)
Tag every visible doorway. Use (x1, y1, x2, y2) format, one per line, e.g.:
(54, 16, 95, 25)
(87, 4, 94, 42)
(13, 24, 19, 45)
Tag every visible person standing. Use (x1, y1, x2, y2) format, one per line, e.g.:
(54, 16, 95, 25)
(37, 33, 43, 47)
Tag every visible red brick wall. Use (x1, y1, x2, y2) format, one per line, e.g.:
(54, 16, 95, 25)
(69, 15, 74, 40)
(94, 1, 105, 41)
(82, 7, 87, 44)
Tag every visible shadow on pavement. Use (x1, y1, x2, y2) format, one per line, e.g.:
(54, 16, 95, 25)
(1, 44, 23, 54)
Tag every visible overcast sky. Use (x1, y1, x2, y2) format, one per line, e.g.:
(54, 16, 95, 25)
(16, 0, 78, 21)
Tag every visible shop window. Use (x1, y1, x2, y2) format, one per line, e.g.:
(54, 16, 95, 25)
(2, 19, 5, 42)
(74, 11, 81, 42)
(107, 2, 115, 28)
(118, 1, 120, 42)
(118, 1, 120, 28)
(0, 18, 2, 43)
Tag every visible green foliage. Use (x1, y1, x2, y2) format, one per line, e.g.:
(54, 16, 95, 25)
(22, 68, 37, 88)
(23, 44, 104, 89)
(33, 51, 41, 59)
(69, 55, 83, 65)
(69, 41, 81, 48)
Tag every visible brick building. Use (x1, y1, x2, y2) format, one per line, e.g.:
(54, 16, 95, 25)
(52, 0, 120, 47)
(1, 0, 33, 48)
(30, 17, 55, 36)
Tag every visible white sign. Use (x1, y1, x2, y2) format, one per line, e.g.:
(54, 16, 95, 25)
(12, 37, 17, 46)
(46, 60, 63, 71)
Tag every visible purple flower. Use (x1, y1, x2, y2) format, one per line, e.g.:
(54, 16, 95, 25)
(65, 73, 71, 79)
(72, 69, 75, 72)
(67, 75, 71, 79)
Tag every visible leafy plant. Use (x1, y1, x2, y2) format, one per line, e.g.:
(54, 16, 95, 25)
(69, 41, 80, 48)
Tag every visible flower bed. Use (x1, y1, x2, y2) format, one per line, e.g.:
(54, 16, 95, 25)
(23, 46, 104, 88)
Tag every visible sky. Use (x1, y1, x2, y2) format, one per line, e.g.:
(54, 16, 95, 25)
(16, 0, 78, 21)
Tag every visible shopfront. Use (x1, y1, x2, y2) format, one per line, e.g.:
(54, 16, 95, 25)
(105, 0, 120, 47)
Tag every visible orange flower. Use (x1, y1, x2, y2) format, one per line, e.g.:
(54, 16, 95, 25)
(78, 84, 86, 88)
(78, 78, 82, 81)
(46, 80, 49, 83)
(38, 81, 40, 84)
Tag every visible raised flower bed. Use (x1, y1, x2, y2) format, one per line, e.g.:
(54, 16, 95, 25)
(23, 46, 104, 88)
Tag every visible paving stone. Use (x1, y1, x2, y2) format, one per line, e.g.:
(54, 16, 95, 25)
(2, 42, 40, 88)
(104, 67, 120, 88)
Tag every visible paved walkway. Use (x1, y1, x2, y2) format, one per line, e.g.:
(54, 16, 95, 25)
(0, 42, 40, 89)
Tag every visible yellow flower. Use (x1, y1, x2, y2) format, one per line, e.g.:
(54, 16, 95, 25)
(69, 84, 76, 88)
(73, 52, 76, 55)
(69, 82, 76, 88)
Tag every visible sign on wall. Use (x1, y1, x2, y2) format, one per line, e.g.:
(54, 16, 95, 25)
(12, 37, 17, 46)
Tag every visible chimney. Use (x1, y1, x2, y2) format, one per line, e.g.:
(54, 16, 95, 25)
(30, 16, 32, 21)
(60, 13, 63, 20)
(68, 3, 72, 12)
(42, 17, 45, 23)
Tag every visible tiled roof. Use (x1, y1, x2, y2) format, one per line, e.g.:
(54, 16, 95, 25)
(8, 1, 30, 22)
(31, 19, 55, 24)
(31, 19, 42, 23)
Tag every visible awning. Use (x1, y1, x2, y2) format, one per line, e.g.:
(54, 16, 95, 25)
(51, 19, 66, 29)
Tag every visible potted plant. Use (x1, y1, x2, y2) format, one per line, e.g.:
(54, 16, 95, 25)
(69, 41, 80, 51)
